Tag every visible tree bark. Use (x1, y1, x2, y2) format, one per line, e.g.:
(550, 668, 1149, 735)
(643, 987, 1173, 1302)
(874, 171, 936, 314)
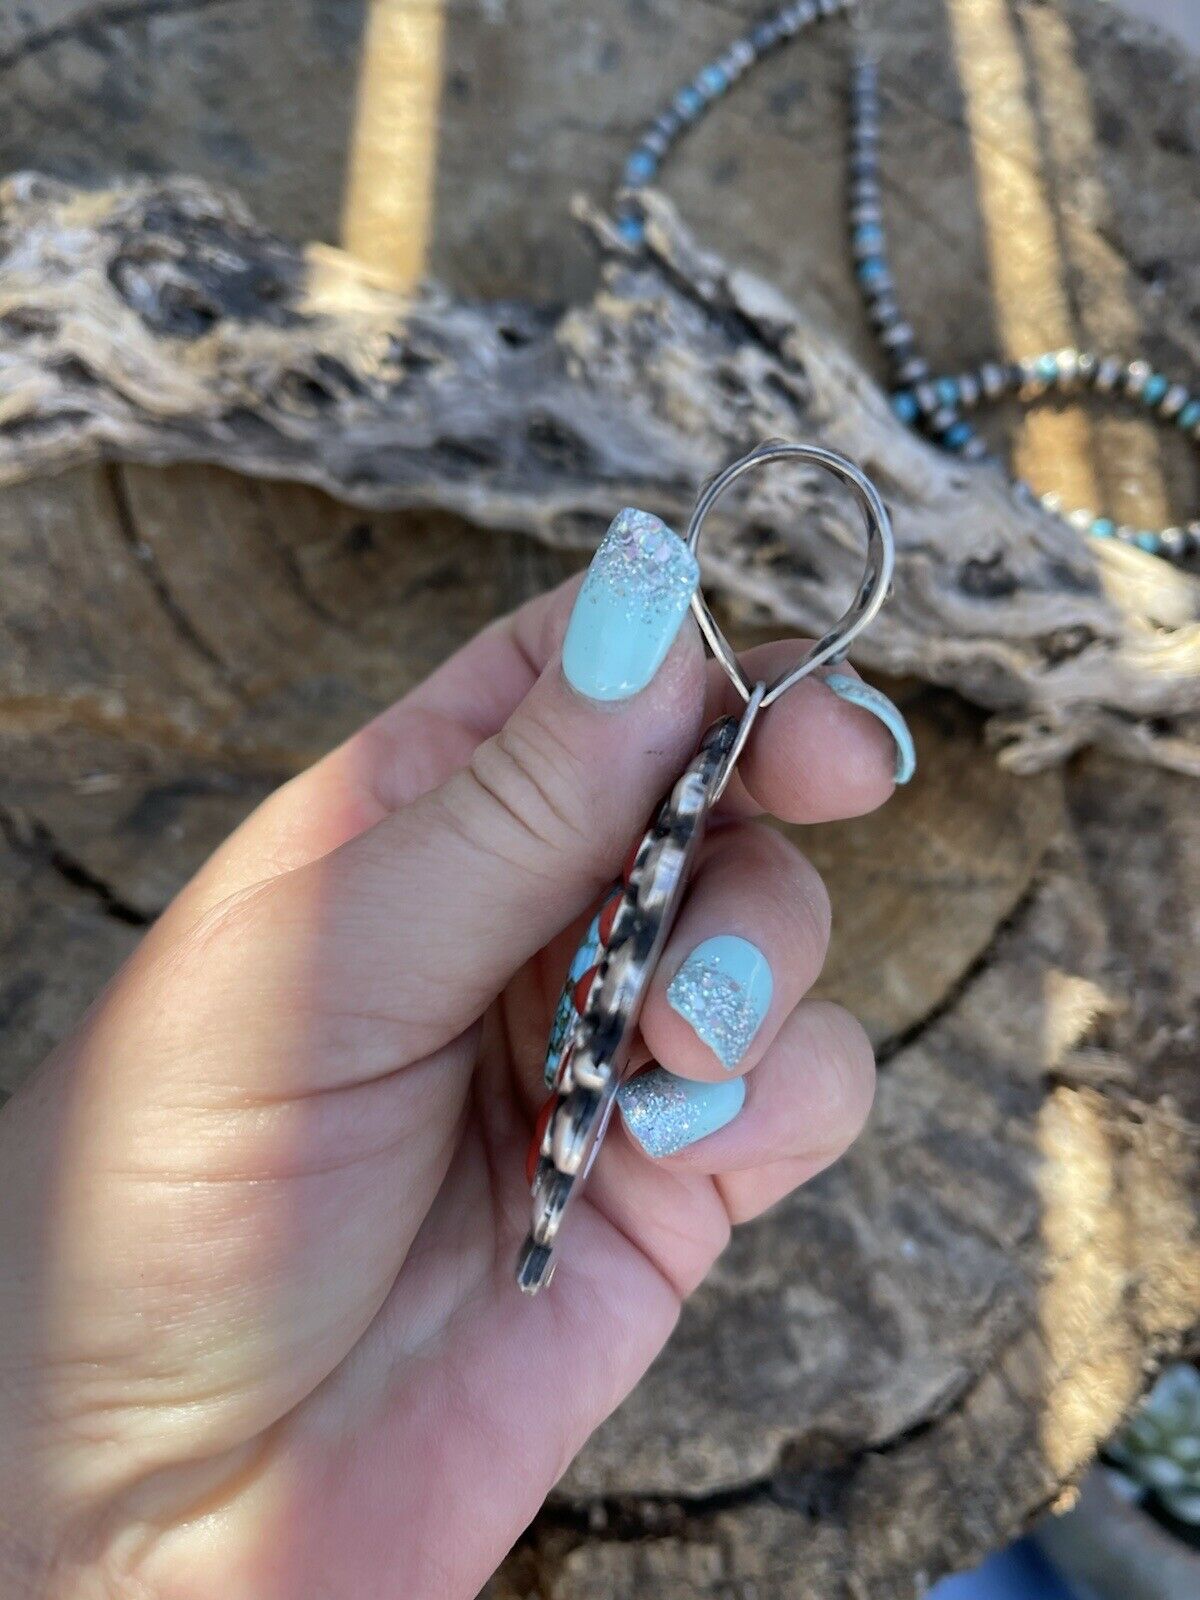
(1, 171, 1198, 774)
(0, 2, 1198, 1595)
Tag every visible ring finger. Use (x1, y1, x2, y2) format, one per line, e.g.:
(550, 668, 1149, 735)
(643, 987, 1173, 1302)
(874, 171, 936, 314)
(617, 998, 876, 1215)
(639, 820, 831, 1083)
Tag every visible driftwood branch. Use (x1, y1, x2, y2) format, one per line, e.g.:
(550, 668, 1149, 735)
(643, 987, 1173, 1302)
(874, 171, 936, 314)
(0, 2, 1198, 1594)
(0, 172, 1197, 773)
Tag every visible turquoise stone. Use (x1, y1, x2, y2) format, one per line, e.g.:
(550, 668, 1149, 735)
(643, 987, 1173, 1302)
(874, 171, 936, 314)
(943, 420, 973, 451)
(853, 224, 884, 251)
(543, 911, 604, 1086)
(1142, 375, 1169, 406)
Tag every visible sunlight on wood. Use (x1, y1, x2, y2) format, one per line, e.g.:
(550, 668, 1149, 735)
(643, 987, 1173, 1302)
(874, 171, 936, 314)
(1035, 963, 1200, 1479)
(945, 0, 1099, 510)
(1124, 1120, 1200, 1347)
(301, 241, 412, 322)
(1022, 4, 1171, 531)
(1035, 1077, 1139, 1480)
(1090, 538, 1200, 641)
(341, 0, 446, 292)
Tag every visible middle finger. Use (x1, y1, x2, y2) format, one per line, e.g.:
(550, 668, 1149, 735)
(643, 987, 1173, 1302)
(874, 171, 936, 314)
(640, 821, 831, 1083)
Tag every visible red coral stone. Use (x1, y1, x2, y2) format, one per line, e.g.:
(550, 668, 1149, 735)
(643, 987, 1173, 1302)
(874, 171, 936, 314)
(526, 1093, 557, 1186)
(598, 888, 623, 946)
(572, 964, 600, 1014)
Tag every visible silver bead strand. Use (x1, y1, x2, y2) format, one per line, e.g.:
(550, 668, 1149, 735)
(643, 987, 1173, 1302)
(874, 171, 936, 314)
(608, 5, 1198, 567)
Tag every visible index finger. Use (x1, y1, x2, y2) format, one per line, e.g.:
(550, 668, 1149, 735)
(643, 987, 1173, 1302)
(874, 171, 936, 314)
(168, 573, 901, 925)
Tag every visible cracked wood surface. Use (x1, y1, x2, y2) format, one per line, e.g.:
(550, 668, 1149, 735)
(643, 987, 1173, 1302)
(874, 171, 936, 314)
(0, 1, 1198, 1595)
(1, 169, 1198, 774)
(0, 459, 1056, 1087)
(3, 462, 1197, 1600)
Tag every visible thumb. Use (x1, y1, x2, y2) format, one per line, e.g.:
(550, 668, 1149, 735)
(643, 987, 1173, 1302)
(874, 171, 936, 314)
(257, 509, 707, 1076)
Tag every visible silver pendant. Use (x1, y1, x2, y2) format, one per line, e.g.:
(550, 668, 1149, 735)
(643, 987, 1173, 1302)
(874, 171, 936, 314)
(517, 441, 896, 1293)
(518, 714, 740, 1292)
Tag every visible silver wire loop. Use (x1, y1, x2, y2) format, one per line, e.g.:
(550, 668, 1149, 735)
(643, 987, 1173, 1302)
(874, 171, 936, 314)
(710, 680, 765, 804)
(684, 440, 895, 709)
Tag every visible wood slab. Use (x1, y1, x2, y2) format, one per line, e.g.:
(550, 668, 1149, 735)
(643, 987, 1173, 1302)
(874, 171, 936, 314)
(0, 0, 1197, 1593)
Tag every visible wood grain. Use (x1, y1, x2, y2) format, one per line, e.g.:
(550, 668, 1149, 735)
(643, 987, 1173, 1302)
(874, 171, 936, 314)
(0, 168, 1197, 773)
(0, 2, 1197, 1594)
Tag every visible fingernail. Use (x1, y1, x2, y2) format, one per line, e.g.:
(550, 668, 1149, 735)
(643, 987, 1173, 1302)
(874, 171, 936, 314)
(617, 1067, 745, 1157)
(824, 674, 917, 785)
(667, 934, 773, 1070)
(562, 508, 699, 701)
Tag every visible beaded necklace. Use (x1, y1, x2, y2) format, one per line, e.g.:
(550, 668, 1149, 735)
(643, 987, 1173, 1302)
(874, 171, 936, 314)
(611, 0, 1200, 568)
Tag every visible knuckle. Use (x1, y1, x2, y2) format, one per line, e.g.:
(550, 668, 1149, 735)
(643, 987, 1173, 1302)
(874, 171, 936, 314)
(464, 714, 594, 869)
(756, 828, 832, 963)
(795, 860, 833, 960)
(810, 1001, 876, 1140)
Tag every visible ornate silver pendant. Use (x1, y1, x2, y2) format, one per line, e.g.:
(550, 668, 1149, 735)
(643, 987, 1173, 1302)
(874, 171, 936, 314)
(516, 440, 896, 1294)
(517, 715, 739, 1293)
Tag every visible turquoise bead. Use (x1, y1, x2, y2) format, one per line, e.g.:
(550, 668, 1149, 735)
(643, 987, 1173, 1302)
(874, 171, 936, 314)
(624, 151, 657, 185)
(1178, 400, 1200, 431)
(1091, 517, 1115, 539)
(943, 420, 974, 451)
(616, 213, 645, 246)
(853, 223, 884, 251)
(1142, 375, 1169, 406)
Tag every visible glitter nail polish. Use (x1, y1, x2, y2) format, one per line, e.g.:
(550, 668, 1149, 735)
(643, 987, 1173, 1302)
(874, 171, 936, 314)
(562, 508, 700, 701)
(667, 934, 773, 1069)
(617, 1066, 745, 1157)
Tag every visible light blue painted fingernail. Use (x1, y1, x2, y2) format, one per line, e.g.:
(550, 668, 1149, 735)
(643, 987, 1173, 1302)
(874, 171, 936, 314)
(617, 1067, 745, 1157)
(562, 508, 699, 701)
(666, 934, 773, 1070)
(824, 673, 917, 785)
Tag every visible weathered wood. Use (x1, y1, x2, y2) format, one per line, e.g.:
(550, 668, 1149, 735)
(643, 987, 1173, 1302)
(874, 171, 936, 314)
(0, 461, 575, 1089)
(3, 0, 1200, 772)
(0, 460, 1056, 1076)
(495, 754, 1200, 1600)
(1, 1, 1198, 1594)
(0, 171, 1198, 775)
(2, 459, 1196, 1600)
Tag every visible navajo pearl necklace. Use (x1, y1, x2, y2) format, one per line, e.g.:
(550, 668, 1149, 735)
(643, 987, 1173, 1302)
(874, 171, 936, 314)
(611, 0, 1200, 569)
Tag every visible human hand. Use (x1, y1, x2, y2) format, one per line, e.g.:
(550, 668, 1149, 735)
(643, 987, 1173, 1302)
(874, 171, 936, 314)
(0, 518, 900, 1599)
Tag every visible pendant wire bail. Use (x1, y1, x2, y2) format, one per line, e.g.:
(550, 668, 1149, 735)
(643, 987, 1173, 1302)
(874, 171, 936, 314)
(684, 439, 895, 709)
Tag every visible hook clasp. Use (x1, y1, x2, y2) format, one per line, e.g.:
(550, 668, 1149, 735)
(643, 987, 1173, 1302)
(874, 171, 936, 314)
(684, 440, 895, 709)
